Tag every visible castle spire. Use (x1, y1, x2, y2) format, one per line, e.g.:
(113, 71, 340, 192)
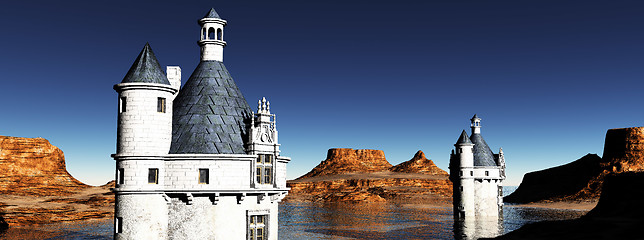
(470, 114, 481, 135)
(198, 8, 227, 62)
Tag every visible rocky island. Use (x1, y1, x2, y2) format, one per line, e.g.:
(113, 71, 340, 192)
(285, 148, 452, 204)
(0, 136, 113, 226)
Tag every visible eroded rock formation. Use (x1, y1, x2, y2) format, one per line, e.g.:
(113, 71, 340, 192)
(0, 136, 113, 226)
(286, 149, 452, 203)
(505, 127, 644, 203)
(390, 150, 448, 175)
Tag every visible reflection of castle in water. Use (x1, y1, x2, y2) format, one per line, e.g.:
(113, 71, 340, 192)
(450, 115, 506, 239)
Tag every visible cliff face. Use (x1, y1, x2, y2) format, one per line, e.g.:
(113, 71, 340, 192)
(505, 127, 644, 203)
(287, 149, 452, 203)
(0, 136, 113, 226)
(0, 136, 89, 196)
(297, 148, 393, 179)
(390, 150, 448, 175)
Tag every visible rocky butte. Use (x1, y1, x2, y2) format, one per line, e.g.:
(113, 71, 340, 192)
(286, 148, 452, 203)
(0, 136, 113, 226)
(505, 127, 644, 203)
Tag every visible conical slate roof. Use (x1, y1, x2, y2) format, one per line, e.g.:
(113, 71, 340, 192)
(470, 133, 497, 166)
(456, 130, 472, 145)
(203, 8, 221, 19)
(169, 60, 252, 154)
(121, 43, 170, 85)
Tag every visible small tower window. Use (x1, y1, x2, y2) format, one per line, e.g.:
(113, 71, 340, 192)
(119, 97, 127, 113)
(459, 171, 463, 176)
(157, 97, 166, 113)
(117, 168, 124, 185)
(249, 214, 268, 240)
(470, 171, 473, 176)
(459, 186, 463, 192)
(202, 27, 207, 40)
(148, 168, 158, 184)
(485, 171, 489, 176)
(115, 217, 123, 234)
(199, 169, 209, 184)
(208, 27, 215, 40)
(256, 154, 274, 185)
(217, 28, 222, 40)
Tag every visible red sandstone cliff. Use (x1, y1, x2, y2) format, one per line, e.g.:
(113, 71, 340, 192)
(0, 136, 113, 226)
(390, 150, 449, 176)
(297, 148, 393, 179)
(287, 149, 452, 203)
(505, 127, 644, 203)
(0, 136, 89, 196)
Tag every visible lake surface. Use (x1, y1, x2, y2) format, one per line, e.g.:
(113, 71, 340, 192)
(0, 187, 588, 240)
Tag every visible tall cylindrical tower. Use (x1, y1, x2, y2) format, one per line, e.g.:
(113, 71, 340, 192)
(113, 43, 176, 239)
(454, 130, 475, 220)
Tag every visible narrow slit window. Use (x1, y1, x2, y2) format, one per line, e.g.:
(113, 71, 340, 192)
(116, 217, 123, 233)
(119, 97, 127, 113)
(157, 97, 166, 113)
(470, 171, 473, 176)
(148, 168, 158, 184)
(217, 28, 223, 40)
(199, 168, 209, 184)
(485, 171, 489, 176)
(117, 168, 124, 185)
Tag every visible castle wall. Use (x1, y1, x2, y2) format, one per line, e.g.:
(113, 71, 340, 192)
(164, 158, 252, 190)
(115, 194, 168, 240)
(116, 159, 165, 191)
(117, 85, 174, 155)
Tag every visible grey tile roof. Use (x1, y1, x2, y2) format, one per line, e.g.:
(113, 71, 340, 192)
(121, 43, 170, 85)
(470, 133, 498, 166)
(169, 60, 252, 154)
(204, 8, 221, 19)
(456, 130, 472, 145)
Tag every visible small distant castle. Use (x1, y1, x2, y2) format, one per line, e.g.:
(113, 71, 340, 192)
(449, 115, 506, 220)
(112, 8, 289, 239)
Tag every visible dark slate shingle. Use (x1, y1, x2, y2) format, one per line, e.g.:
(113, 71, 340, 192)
(170, 60, 252, 154)
(121, 43, 170, 85)
(204, 8, 221, 19)
(470, 133, 498, 166)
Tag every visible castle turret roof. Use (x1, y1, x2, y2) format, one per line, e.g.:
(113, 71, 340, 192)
(169, 61, 252, 154)
(203, 8, 221, 19)
(470, 133, 497, 166)
(121, 43, 170, 85)
(456, 130, 473, 145)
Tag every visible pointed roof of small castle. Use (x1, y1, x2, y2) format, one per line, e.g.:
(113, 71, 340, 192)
(470, 133, 497, 166)
(456, 130, 472, 145)
(121, 43, 170, 85)
(203, 8, 221, 19)
(169, 60, 252, 154)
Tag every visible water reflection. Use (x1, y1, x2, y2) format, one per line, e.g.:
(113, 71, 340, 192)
(453, 217, 503, 240)
(0, 201, 589, 239)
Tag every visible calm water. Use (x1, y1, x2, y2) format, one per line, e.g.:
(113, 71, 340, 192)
(0, 187, 588, 240)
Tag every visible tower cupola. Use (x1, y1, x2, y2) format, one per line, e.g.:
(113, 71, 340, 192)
(471, 114, 481, 134)
(198, 8, 227, 62)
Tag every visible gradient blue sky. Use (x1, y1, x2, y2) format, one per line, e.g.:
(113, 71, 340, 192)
(1, 1, 642, 186)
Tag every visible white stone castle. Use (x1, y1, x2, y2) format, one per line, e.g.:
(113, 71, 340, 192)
(449, 115, 506, 220)
(112, 8, 289, 239)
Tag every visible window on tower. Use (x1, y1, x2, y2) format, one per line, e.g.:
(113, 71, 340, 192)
(119, 97, 127, 113)
(217, 28, 222, 40)
(199, 168, 209, 184)
(249, 214, 268, 240)
(208, 27, 215, 40)
(255, 154, 274, 185)
(117, 168, 124, 185)
(148, 168, 159, 184)
(485, 171, 489, 176)
(157, 97, 166, 113)
(202, 28, 207, 40)
(115, 217, 123, 234)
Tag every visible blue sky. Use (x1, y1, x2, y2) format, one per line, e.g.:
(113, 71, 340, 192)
(1, 1, 642, 186)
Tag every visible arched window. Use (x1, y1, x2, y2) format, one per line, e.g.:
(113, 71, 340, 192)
(217, 28, 223, 40)
(208, 27, 215, 40)
(202, 28, 206, 40)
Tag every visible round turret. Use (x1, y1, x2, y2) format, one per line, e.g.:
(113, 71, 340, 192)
(198, 8, 227, 62)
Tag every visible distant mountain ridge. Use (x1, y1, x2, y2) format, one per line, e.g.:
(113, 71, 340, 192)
(286, 149, 452, 203)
